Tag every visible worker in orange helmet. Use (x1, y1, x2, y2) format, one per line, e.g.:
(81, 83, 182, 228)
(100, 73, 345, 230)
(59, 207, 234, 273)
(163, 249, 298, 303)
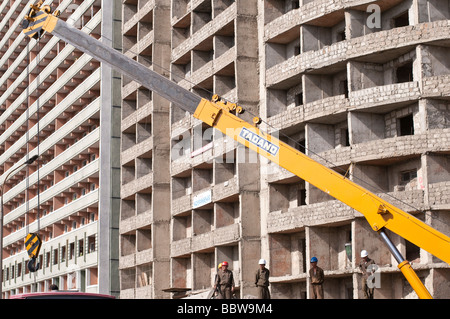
(213, 261, 235, 299)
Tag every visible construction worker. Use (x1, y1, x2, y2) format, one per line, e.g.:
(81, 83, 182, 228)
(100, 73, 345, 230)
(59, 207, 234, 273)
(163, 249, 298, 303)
(309, 256, 324, 299)
(359, 249, 376, 299)
(255, 259, 270, 299)
(213, 261, 235, 299)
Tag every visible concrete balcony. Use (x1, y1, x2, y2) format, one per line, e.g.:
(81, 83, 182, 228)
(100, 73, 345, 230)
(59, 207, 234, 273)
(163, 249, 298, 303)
(265, 130, 450, 183)
(0, 75, 101, 173)
(171, 193, 191, 216)
(120, 210, 153, 235)
(0, 6, 101, 117)
(264, 0, 348, 42)
(189, 46, 236, 87)
(212, 176, 239, 202)
(0, 0, 99, 92)
(123, 0, 155, 31)
(267, 75, 450, 134)
(4, 158, 100, 225)
(171, 223, 240, 257)
(266, 21, 450, 88)
(2, 126, 100, 208)
(0, 53, 97, 148)
(121, 173, 154, 199)
(266, 189, 425, 234)
(121, 138, 154, 167)
(172, 3, 236, 61)
(4, 189, 99, 247)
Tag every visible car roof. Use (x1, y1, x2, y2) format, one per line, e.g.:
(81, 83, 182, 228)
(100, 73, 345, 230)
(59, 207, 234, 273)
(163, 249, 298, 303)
(9, 291, 115, 299)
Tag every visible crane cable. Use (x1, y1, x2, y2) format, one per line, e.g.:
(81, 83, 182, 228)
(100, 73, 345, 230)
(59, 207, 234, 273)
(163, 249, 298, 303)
(24, 30, 42, 276)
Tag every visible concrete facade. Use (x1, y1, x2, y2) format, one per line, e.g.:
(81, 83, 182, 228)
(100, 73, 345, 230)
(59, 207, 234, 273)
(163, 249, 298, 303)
(260, 0, 450, 299)
(118, 0, 450, 299)
(2, 0, 449, 300)
(0, 0, 121, 298)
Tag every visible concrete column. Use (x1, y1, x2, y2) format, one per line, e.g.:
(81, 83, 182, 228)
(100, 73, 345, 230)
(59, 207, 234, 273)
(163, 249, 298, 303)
(98, 0, 122, 296)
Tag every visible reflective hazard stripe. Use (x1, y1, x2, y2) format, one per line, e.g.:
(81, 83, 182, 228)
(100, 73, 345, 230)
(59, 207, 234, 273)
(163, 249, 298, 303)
(25, 233, 42, 258)
(23, 11, 47, 38)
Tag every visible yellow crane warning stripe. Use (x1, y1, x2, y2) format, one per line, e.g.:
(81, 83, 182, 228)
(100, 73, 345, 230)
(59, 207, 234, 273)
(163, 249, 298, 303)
(25, 233, 42, 259)
(23, 10, 47, 38)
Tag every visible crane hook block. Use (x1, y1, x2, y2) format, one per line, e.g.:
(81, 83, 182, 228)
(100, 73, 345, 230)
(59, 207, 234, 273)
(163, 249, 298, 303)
(27, 257, 40, 273)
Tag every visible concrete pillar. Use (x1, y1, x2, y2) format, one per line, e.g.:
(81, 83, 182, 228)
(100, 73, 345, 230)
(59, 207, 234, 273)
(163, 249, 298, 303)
(98, 0, 122, 296)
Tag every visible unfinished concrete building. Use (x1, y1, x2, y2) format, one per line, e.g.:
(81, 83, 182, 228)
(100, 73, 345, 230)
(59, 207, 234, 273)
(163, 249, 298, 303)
(261, 0, 450, 298)
(119, 0, 261, 298)
(0, 0, 121, 298)
(118, 0, 450, 299)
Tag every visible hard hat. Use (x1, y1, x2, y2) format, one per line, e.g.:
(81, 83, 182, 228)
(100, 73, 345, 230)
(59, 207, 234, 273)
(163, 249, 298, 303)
(218, 263, 222, 269)
(310, 257, 318, 263)
(361, 250, 368, 258)
(258, 259, 266, 265)
(222, 261, 229, 266)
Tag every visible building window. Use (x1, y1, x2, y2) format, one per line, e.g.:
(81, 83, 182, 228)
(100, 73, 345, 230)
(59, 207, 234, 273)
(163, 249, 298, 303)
(296, 139, 306, 153)
(398, 114, 414, 136)
(295, 93, 303, 106)
(341, 128, 350, 146)
(400, 169, 417, 185)
(396, 62, 413, 83)
(69, 243, 75, 260)
(61, 246, 66, 262)
(337, 30, 346, 42)
(53, 249, 58, 265)
(340, 80, 349, 98)
(394, 11, 409, 28)
(78, 239, 84, 257)
(298, 188, 306, 206)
